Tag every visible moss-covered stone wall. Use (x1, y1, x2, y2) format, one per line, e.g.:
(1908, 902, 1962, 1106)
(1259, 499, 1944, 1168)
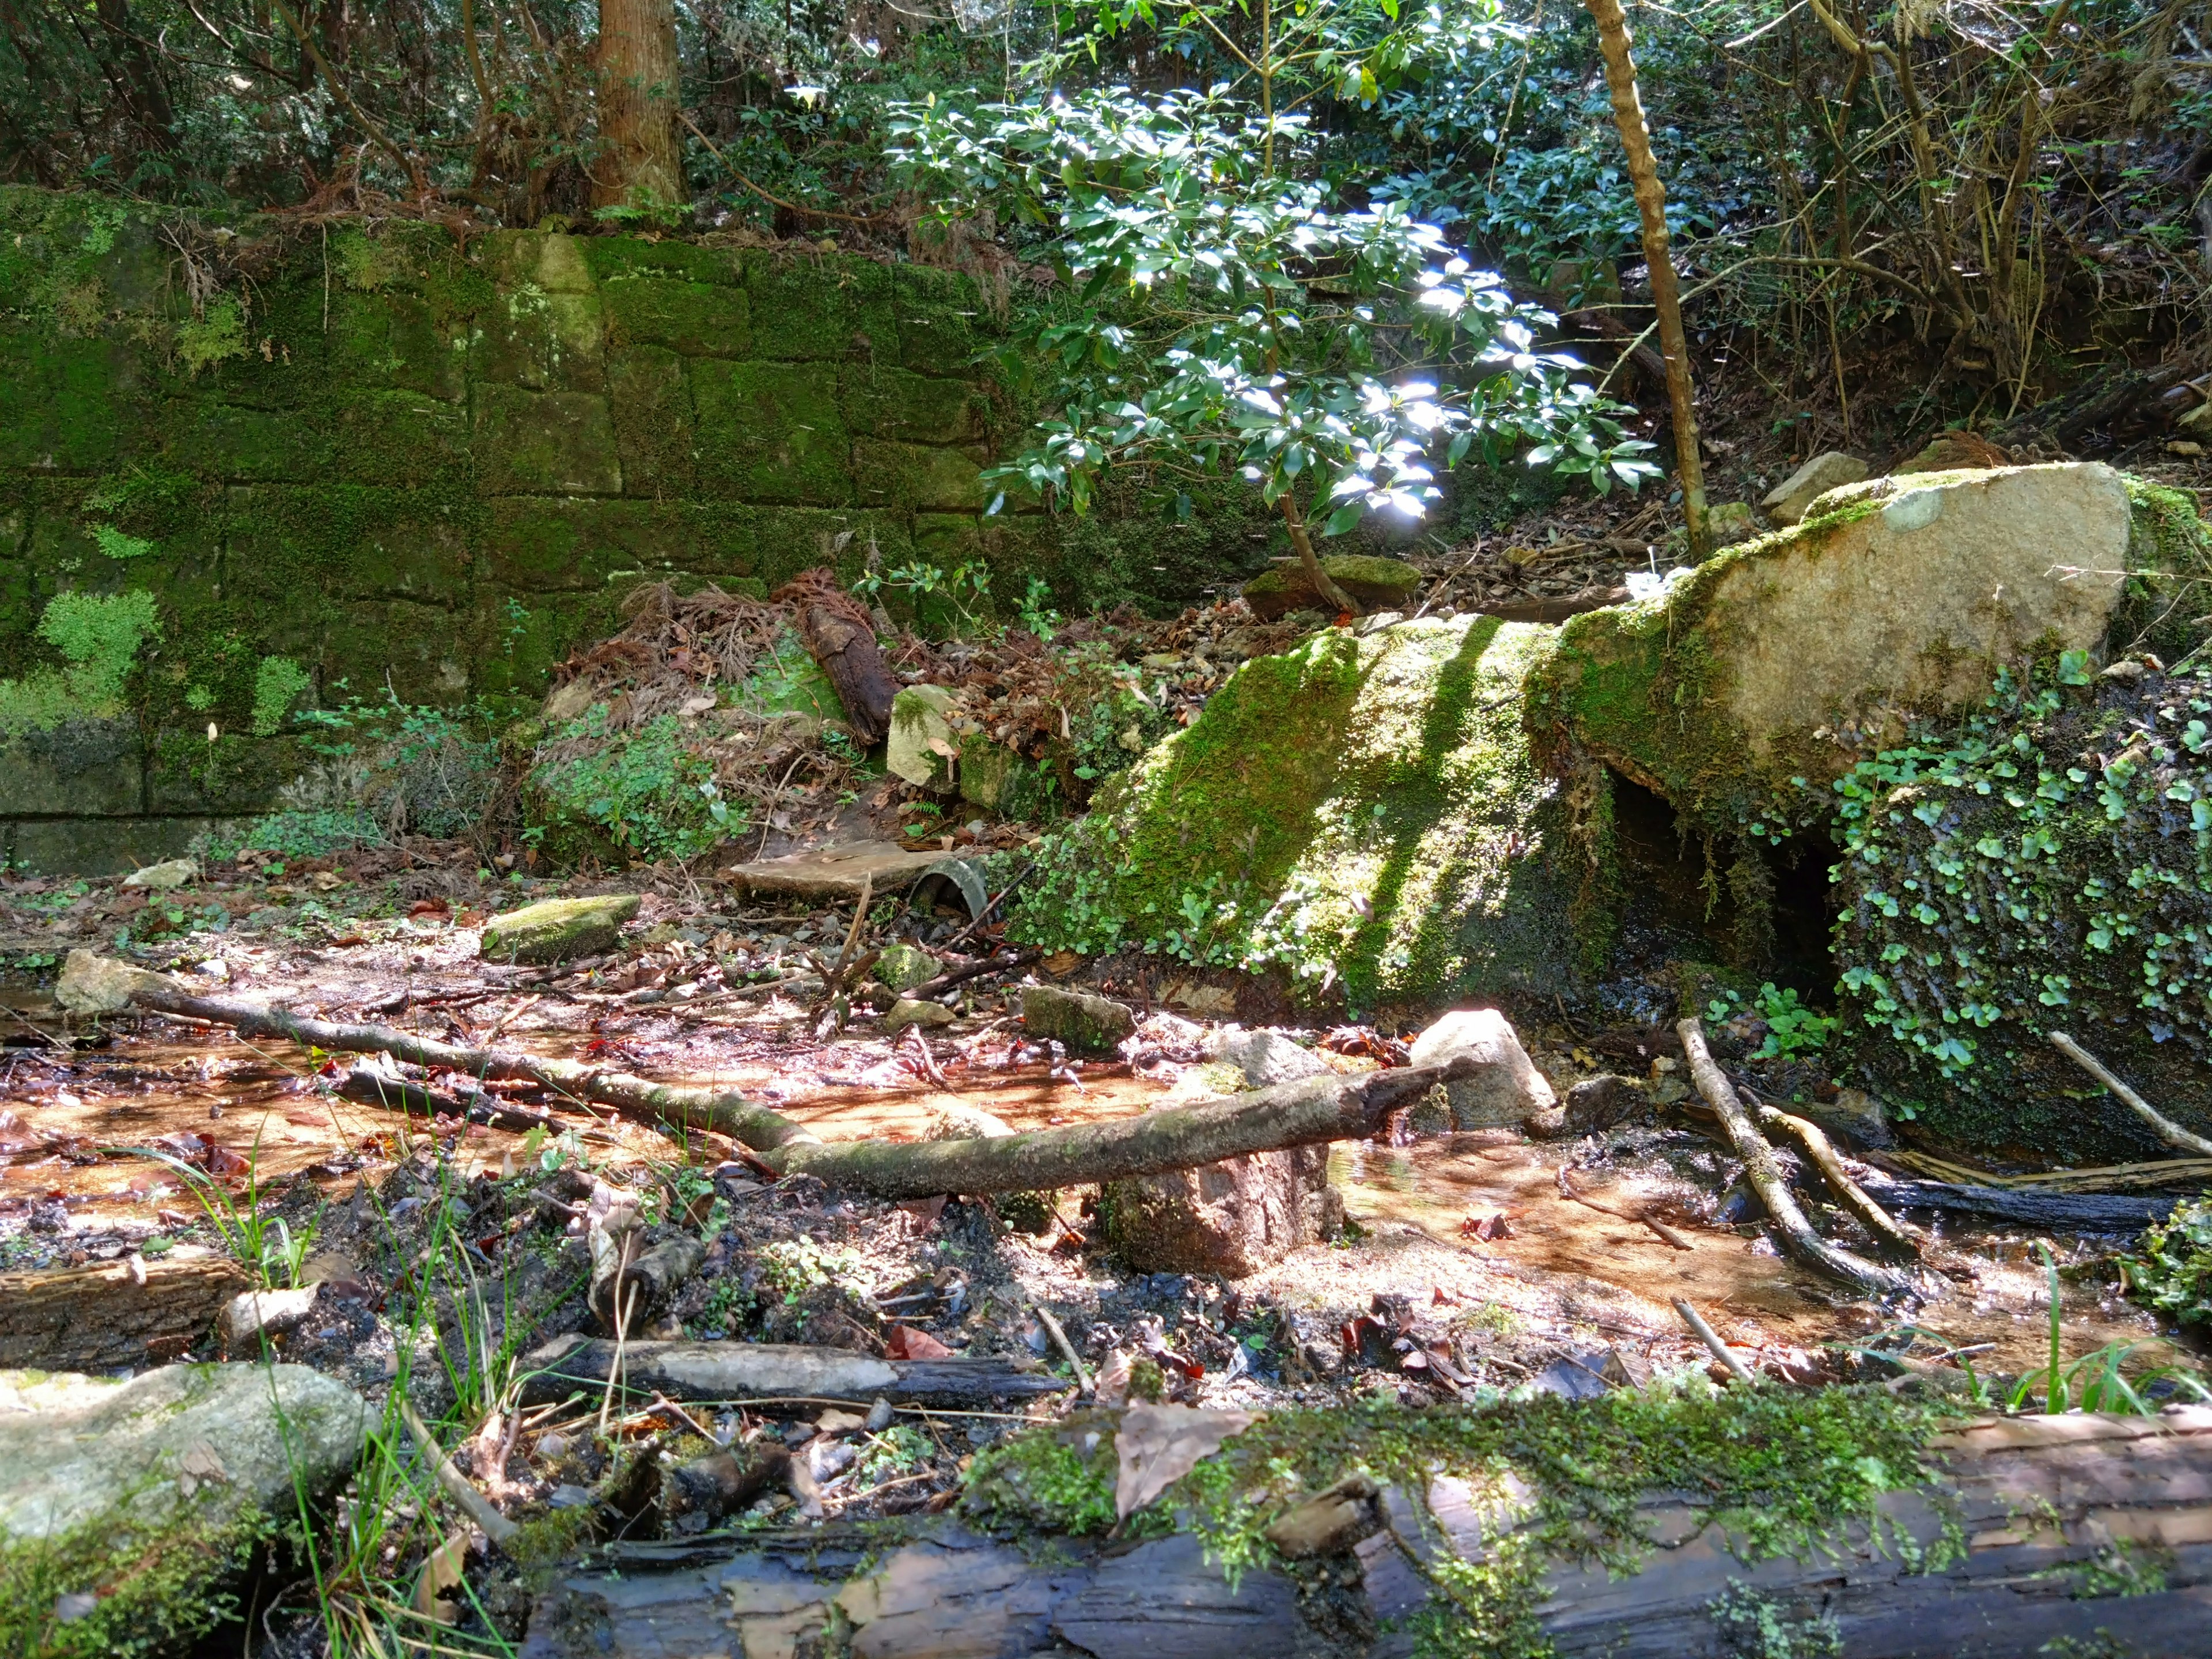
(0, 189, 1267, 871)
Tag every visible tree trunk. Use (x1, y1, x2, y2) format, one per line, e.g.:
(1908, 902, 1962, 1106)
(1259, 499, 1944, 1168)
(1278, 494, 1360, 618)
(1584, 0, 1709, 556)
(0, 1255, 249, 1371)
(592, 0, 683, 217)
(520, 1408, 2212, 1658)
(83, 955, 1459, 1199)
(771, 571, 900, 745)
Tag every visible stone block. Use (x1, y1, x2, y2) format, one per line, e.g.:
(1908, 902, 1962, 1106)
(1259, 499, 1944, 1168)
(892, 265, 984, 373)
(1102, 1136, 1340, 1278)
(0, 721, 142, 816)
(607, 346, 697, 496)
(743, 249, 897, 362)
(9, 816, 219, 875)
(331, 389, 472, 489)
(841, 365, 981, 444)
(471, 385, 622, 497)
(147, 730, 308, 815)
(604, 278, 751, 358)
(162, 400, 331, 483)
(471, 290, 604, 393)
(690, 360, 852, 505)
(854, 440, 988, 512)
(0, 328, 128, 473)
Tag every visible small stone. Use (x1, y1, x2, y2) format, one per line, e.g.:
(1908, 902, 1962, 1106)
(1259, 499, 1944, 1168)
(1406, 1009, 1558, 1129)
(1563, 1074, 1647, 1136)
(1704, 502, 1758, 548)
(1204, 1028, 1331, 1089)
(1240, 554, 1423, 622)
(1019, 984, 1135, 1055)
(53, 1592, 98, 1623)
(882, 997, 956, 1034)
(480, 893, 641, 964)
(2169, 441, 2205, 458)
(219, 1285, 321, 1351)
(121, 857, 198, 891)
(874, 942, 940, 995)
(865, 1397, 894, 1433)
(1760, 452, 1868, 525)
(885, 685, 957, 787)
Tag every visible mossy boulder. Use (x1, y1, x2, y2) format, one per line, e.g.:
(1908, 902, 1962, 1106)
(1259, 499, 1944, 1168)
(480, 892, 640, 963)
(1239, 554, 1423, 621)
(1010, 616, 1600, 1013)
(1527, 463, 2191, 837)
(1019, 984, 1135, 1055)
(0, 1363, 366, 1658)
(1831, 659, 2212, 1163)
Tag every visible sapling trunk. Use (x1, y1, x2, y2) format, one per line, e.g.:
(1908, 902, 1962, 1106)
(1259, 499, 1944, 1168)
(1278, 494, 1360, 617)
(1584, 0, 1709, 555)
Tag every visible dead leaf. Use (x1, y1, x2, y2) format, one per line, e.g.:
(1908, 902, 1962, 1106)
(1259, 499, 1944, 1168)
(1093, 1350, 1134, 1409)
(788, 1455, 825, 1520)
(1459, 1212, 1515, 1241)
(896, 1195, 947, 1234)
(413, 1531, 468, 1625)
(884, 1325, 954, 1361)
(177, 1442, 229, 1497)
(1114, 1404, 1262, 1520)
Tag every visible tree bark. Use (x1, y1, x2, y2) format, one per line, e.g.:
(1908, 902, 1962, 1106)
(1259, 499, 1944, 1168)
(85, 956, 1459, 1199)
(1278, 494, 1360, 618)
(521, 1335, 1071, 1408)
(772, 582, 900, 745)
(0, 1254, 249, 1371)
(1584, 0, 1709, 555)
(592, 0, 684, 216)
(521, 1407, 2212, 1658)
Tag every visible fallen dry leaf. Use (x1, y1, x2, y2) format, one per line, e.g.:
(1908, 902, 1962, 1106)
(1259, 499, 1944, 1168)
(884, 1325, 955, 1361)
(1093, 1350, 1134, 1409)
(413, 1531, 468, 1624)
(1115, 1404, 1262, 1520)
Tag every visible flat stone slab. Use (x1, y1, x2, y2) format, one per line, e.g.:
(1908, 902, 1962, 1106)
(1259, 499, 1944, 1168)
(722, 840, 950, 900)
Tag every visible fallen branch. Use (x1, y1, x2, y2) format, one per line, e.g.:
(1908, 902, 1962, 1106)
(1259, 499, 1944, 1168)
(400, 1400, 520, 1546)
(520, 1335, 1070, 1409)
(1676, 1018, 1919, 1299)
(1866, 1179, 2176, 1232)
(75, 952, 1452, 1197)
(1671, 1296, 1755, 1386)
(1752, 1101, 1920, 1262)
(2047, 1031, 2212, 1157)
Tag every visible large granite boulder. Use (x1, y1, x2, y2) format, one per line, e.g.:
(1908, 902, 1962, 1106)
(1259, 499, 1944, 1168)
(1406, 1008, 1559, 1130)
(0, 1363, 367, 1656)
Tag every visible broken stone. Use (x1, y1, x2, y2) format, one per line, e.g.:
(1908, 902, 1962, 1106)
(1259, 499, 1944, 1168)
(873, 942, 940, 994)
(724, 840, 950, 901)
(1240, 554, 1423, 621)
(1019, 984, 1135, 1055)
(218, 1285, 321, 1352)
(1406, 1009, 1558, 1129)
(121, 857, 198, 891)
(56, 948, 177, 1016)
(1264, 1474, 1380, 1558)
(885, 685, 957, 787)
(1760, 452, 1869, 525)
(0, 1365, 366, 1653)
(1563, 1074, 1647, 1137)
(1203, 1028, 1331, 1089)
(882, 997, 956, 1034)
(480, 893, 641, 964)
(1102, 1090, 1343, 1277)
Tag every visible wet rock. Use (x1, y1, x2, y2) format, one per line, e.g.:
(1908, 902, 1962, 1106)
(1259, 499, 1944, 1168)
(1020, 984, 1135, 1055)
(885, 685, 957, 787)
(1800, 1086, 1891, 1150)
(1240, 555, 1423, 621)
(1205, 1028, 1331, 1089)
(218, 1285, 320, 1352)
(56, 948, 176, 1015)
(874, 941, 939, 994)
(0, 1364, 366, 1654)
(883, 997, 956, 1035)
(1563, 1074, 1647, 1136)
(1406, 1009, 1558, 1129)
(1761, 452, 1868, 525)
(1102, 1103, 1342, 1278)
(480, 893, 640, 964)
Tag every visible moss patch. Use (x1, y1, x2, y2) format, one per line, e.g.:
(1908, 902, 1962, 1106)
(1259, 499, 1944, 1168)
(1008, 616, 1604, 1012)
(0, 1502, 275, 1659)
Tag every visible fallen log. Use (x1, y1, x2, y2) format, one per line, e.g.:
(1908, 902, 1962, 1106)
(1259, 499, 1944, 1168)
(0, 1252, 249, 1370)
(517, 1403, 2212, 1658)
(70, 951, 1457, 1199)
(1869, 1179, 2175, 1232)
(771, 569, 899, 744)
(1678, 1018, 1920, 1299)
(335, 1064, 579, 1137)
(518, 1335, 1070, 1408)
(1753, 1100, 1920, 1262)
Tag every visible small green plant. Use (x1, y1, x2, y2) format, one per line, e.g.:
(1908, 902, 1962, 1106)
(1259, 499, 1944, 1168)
(1016, 575, 1062, 641)
(91, 524, 156, 560)
(851, 559, 993, 637)
(2125, 1194, 2212, 1330)
(137, 1134, 316, 1290)
(1708, 984, 1839, 1063)
(1707, 1580, 1841, 1658)
(2015, 1243, 2212, 1413)
(251, 657, 314, 736)
(175, 294, 248, 375)
(758, 1234, 859, 1304)
(0, 589, 161, 736)
(528, 707, 741, 862)
(854, 1423, 934, 1483)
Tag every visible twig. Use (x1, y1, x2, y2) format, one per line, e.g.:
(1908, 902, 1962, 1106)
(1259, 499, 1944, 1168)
(1752, 1100, 1921, 1262)
(1672, 1297, 1757, 1387)
(1676, 1018, 1919, 1299)
(2048, 1031, 2212, 1157)
(1032, 1302, 1093, 1396)
(679, 111, 894, 227)
(399, 1401, 520, 1545)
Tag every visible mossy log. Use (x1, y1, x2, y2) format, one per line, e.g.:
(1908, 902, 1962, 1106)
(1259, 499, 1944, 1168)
(516, 1406, 2212, 1659)
(0, 1253, 249, 1370)
(86, 956, 1458, 1197)
(519, 1335, 1070, 1408)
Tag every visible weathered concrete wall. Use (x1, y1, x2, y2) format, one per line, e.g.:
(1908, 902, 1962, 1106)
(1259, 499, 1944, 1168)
(0, 190, 1263, 870)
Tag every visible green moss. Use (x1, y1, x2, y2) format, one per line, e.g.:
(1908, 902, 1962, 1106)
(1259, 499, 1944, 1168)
(2114, 476, 2212, 665)
(0, 589, 160, 735)
(1009, 617, 1602, 1010)
(960, 1412, 1122, 1536)
(0, 1502, 275, 1659)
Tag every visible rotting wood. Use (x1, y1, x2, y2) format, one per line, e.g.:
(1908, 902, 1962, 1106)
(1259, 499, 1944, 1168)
(1869, 1179, 2176, 1232)
(81, 952, 1464, 1198)
(771, 569, 901, 745)
(518, 1335, 1071, 1408)
(0, 1253, 249, 1370)
(1677, 1018, 1919, 1299)
(1753, 1101, 1920, 1262)
(1671, 1296, 1755, 1386)
(401, 1399, 521, 1546)
(518, 1406, 2212, 1658)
